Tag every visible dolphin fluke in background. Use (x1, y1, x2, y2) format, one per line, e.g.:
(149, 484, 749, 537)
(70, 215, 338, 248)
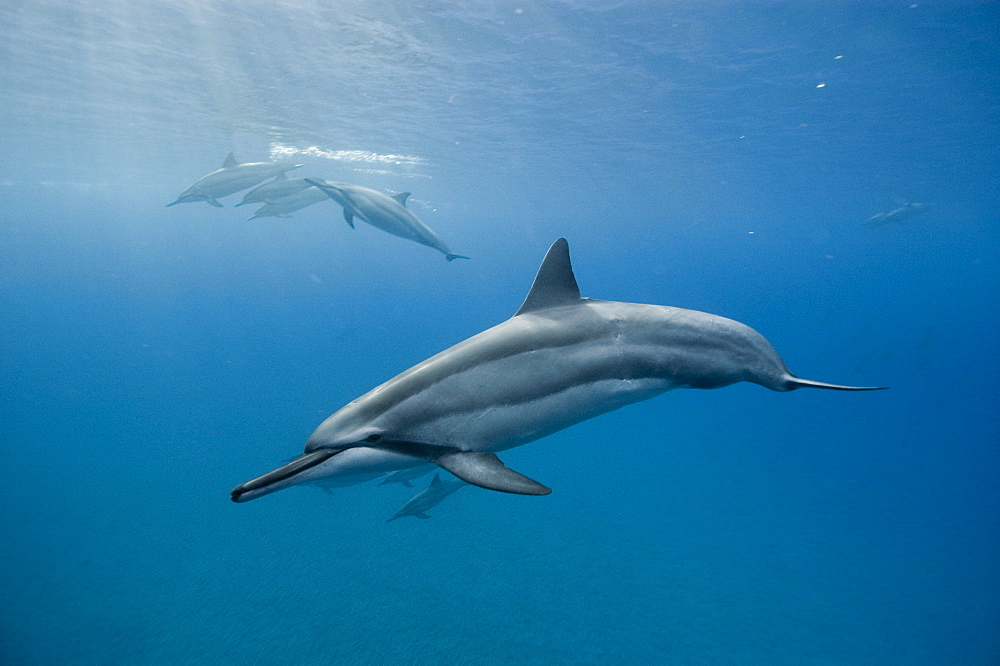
(231, 238, 884, 504)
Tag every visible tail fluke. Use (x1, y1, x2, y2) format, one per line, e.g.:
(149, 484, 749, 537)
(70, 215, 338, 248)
(786, 377, 888, 391)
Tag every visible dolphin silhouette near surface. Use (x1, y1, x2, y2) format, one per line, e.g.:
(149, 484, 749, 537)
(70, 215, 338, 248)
(235, 172, 313, 207)
(246, 186, 329, 220)
(231, 238, 885, 503)
(305, 178, 468, 261)
(166, 153, 302, 207)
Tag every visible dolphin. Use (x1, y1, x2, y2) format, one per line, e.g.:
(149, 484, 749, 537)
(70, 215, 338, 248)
(166, 153, 303, 207)
(864, 201, 934, 227)
(231, 238, 884, 503)
(235, 173, 313, 207)
(387, 473, 468, 522)
(247, 186, 330, 221)
(377, 464, 435, 487)
(304, 178, 469, 261)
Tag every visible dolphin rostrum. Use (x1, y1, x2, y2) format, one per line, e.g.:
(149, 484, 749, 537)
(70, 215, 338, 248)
(235, 173, 313, 207)
(247, 186, 329, 221)
(304, 178, 468, 261)
(166, 153, 303, 207)
(387, 473, 468, 522)
(231, 238, 884, 503)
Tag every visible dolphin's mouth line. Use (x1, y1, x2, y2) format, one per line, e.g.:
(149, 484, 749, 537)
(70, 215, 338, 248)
(231, 449, 341, 502)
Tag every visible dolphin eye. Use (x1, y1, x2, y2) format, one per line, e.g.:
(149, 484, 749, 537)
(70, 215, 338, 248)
(365, 434, 382, 443)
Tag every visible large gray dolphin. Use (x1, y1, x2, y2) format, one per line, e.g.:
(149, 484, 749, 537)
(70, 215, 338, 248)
(231, 238, 884, 503)
(387, 473, 468, 522)
(246, 186, 329, 221)
(235, 173, 313, 207)
(166, 153, 302, 207)
(304, 178, 468, 261)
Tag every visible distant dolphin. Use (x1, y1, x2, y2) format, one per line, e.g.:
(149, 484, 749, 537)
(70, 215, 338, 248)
(166, 153, 302, 207)
(377, 465, 435, 487)
(864, 201, 933, 227)
(387, 473, 468, 522)
(231, 238, 884, 503)
(305, 178, 468, 261)
(235, 173, 313, 207)
(247, 186, 329, 220)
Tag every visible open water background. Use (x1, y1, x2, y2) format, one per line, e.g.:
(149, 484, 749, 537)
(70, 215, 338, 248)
(1, 1, 998, 663)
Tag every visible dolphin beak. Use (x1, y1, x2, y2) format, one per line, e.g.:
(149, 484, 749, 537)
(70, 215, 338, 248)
(231, 449, 340, 502)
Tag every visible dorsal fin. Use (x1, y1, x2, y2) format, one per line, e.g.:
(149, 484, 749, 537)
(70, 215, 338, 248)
(222, 152, 237, 168)
(391, 192, 411, 207)
(515, 238, 582, 316)
(428, 473, 442, 487)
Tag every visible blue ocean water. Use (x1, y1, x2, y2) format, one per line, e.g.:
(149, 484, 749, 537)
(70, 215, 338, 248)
(2, 0, 998, 663)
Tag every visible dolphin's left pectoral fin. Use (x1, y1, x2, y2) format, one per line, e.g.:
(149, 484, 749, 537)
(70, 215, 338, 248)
(364, 440, 551, 496)
(343, 209, 355, 229)
(435, 451, 551, 496)
(207, 198, 224, 207)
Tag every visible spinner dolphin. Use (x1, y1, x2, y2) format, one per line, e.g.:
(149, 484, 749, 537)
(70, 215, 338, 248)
(167, 153, 302, 207)
(232, 238, 884, 502)
(305, 178, 468, 261)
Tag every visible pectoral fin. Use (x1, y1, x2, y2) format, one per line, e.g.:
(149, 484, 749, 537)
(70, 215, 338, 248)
(435, 451, 551, 496)
(359, 440, 551, 496)
(343, 209, 355, 229)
